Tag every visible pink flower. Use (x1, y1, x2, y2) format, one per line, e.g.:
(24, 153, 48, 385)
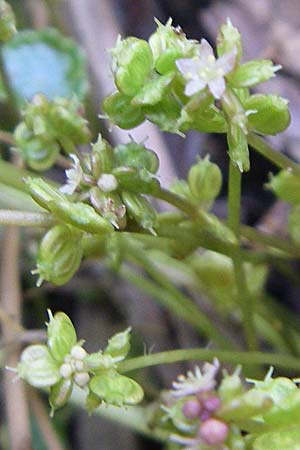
(176, 39, 237, 99)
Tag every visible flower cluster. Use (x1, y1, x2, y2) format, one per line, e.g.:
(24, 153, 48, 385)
(103, 18, 290, 172)
(14, 94, 90, 171)
(159, 363, 300, 450)
(16, 310, 143, 416)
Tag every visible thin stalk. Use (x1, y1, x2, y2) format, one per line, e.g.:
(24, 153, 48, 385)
(248, 133, 300, 173)
(1, 227, 32, 450)
(121, 240, 235, 349)
(227, 160, 257, 350)
(0, 210, 54, 227)
(118, 348, 300, 373)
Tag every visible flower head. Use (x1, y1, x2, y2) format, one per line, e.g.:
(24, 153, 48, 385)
(171, 359, 220, 398)
(60, 154, 83, 195)
(176, 39, 237, 99)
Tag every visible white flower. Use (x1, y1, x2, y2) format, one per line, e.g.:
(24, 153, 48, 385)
(60, 154, 83, 195)
(171, 359, 220, 398)
(176, 39, 237, 99)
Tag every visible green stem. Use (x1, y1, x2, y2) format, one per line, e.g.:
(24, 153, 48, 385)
(121, 239, 234, 349)
(0, 210, 54, 227)
(228, 160, 257, 350)
(118, 348, 300, 373)
(248, 133, 300, 173)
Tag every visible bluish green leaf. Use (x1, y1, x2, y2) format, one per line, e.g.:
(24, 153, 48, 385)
(2, 28, 88, 103)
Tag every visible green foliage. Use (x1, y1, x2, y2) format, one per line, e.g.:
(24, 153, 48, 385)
(17, 311, 144, 415)
(2, 28, 88, 103)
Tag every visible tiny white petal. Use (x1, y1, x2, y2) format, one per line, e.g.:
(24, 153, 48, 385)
(208, 77, 226, 99)
(199, 38, 215, 60)
(216, 47, 237, 74)
(185, 78, 206, 96)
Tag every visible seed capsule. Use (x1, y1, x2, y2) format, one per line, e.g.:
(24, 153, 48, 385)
(34, 224, 83, 286)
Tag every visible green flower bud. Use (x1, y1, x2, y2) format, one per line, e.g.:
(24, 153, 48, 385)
(112, 37, 153, 97)
(89, 187, 126, 229)
(217, 19, 242, 62)
(288, 205, 300, 245)
(114, 141, 159, 174)
(132, 73, 173, 106)
(219, 372, 245, 403)
(253, 426, 300, 450)
(34, 224, 83, 286)
(47, 311, 77, 362)
(49, 198, 113, 234)
(219, 389, 273, 422)
(267, 170, 300, 205)
(188, 156, 222, 207)
(85, 352, 116, 371)
(143, 95, 182, 134)
(170, 180, 195, 204)
(104, 328, 131, 361)
(102, 91, 144, 129)
(24, 177, 65, 211)
(262, 391, 300, 429)
(180, 105, 228, 134)
(243, 94, 290, 135)
(89, 370, 144, 406)
(86, 391, 102, 413)
(149, 18, 198, 75)
(49, 378, 73, 415)
(17, 345, 60, 388)
(0, 1, 16, 42)
(227, 121, 250, 172)
(49, 97, 91, 145)
(15, 122, 60, 171)
(90, 134, 115, 177)
(121, 191, 157, 233)
(230, 60, 281, 88)
(113, 166, 160, 194)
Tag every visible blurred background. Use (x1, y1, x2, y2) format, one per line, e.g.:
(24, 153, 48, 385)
(1, 1, 300, 449)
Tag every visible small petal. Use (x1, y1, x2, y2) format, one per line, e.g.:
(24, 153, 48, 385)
(216, 46, 237, 74)
(185, 78, 206, 96)
(208, 77, 226, 99)
(199, 38, 215, 61)
(176, 58, 200, 77)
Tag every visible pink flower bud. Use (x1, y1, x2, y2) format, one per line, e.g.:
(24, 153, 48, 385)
(199, 418, 229, 446)
(203, 395, 221, 412)
(182, 399, 202, 419)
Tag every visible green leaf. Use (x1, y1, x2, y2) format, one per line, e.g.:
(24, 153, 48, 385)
(253, 426, 300, 450)
(89, 370, 144, 406)
(1, 28, 88, 104)
(17, 344, 60, 388)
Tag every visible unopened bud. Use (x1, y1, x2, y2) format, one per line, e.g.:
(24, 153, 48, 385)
(112, 37, 153, 96)
(102, 91, 144, 129)
(71, 345, 87, 360)
(199, 418, 229, 446)
(182, 399, 202, 420)
(74, 371, 90, 387)
(114, 141, 159, 174)
(217, 18, 242, 62)
(60, 363, 73, 379)
(231, 59, 281, 88)
(244, 94, 290, 135)
(34, 224, 83, 286)
(188, 156, 222, 206)
(267, 169, 300, 205)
